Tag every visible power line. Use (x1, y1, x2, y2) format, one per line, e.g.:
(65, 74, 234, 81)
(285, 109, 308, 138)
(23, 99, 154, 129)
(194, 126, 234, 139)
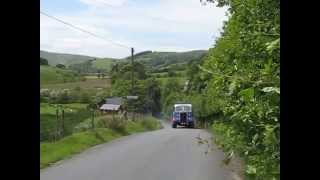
(40, 10, 131, 49)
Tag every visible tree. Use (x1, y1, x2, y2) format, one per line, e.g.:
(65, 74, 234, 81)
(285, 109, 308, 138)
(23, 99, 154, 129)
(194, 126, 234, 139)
(167, 69, 176, 77)
(144, 78, 161, 116)
(56, 64, 66, 69)
(40, 57, 49, 65)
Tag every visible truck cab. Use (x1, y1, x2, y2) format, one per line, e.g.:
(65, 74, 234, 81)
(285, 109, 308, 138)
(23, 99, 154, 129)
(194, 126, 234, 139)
(172, 104, 194, 128)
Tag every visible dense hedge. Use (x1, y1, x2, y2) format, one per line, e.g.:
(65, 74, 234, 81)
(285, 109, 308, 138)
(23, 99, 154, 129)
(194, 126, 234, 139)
(162, 0, 280, 179)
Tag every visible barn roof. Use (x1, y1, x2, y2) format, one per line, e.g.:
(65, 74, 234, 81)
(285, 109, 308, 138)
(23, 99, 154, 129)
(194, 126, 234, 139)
(100, 104, 121, 111)
(105, 97, 123, 105)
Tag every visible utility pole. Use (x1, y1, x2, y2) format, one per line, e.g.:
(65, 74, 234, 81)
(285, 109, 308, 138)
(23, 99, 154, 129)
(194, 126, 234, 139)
(131, 47, 134, 94)
(131, 47, 135, 121)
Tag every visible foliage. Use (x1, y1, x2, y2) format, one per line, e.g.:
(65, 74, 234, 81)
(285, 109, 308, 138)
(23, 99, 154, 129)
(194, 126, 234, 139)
(161, 0, 280, 178)
(110, 62, 162, 116)
(126, 50, 207, 71)
(103, 117, 127, 135)
(40, 57, 49, 65)
(56, 64, 66, 69)
(68, 60, 100, 74)
(140, 116, 162, 130)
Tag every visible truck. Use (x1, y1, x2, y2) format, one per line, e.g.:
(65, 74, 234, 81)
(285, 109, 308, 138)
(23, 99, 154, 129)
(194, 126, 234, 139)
(171, 104, 194, 128)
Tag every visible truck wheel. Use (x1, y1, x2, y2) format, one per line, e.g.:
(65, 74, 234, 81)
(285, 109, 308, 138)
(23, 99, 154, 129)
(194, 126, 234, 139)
(188, 123, 194, 128)
(172, 123, 177, 128)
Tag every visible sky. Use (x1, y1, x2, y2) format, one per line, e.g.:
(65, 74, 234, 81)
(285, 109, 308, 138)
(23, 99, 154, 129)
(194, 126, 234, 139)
(40, 0, 228, 58)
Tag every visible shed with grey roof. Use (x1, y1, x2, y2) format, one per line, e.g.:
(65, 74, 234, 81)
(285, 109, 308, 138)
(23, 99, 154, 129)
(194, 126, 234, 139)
(100, 97, 124, 113)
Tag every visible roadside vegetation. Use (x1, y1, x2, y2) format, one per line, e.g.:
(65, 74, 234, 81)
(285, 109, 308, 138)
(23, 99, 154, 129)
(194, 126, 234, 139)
(160, 0, 280, 179)
(40, 103, 91, 142)
(40, 116, 161, 169)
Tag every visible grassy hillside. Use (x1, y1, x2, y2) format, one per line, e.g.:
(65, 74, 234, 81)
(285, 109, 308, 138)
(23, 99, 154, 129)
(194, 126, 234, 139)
(40, 65, 81, 84)
(124, 50, 207, 70)
(65, 50, 207, 74)
(92, 58, 118, 72)
(40, 50, 96, 66)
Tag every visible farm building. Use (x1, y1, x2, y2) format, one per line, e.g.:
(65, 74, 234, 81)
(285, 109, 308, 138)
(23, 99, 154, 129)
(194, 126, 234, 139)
(99, 97, 124, 113)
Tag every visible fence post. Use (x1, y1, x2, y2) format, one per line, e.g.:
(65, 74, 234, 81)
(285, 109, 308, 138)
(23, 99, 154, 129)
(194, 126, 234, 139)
(91, 110, 95, 130)
(61, 108, 65, 136)
(55, 107, 59, 142)
(112, 109, 115, 121)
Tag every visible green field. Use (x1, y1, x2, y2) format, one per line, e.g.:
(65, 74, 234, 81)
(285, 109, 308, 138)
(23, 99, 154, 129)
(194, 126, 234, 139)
(92, 59, 116, 72)
(40, 65, 80, 84)
(41, 78, 111, 90)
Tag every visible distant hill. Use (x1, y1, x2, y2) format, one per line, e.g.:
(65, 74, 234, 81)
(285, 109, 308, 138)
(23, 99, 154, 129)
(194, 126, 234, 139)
(123, 50, 208, 73)
(124, 50, 207, 68)
(41, 49, 208, 74)
(40, 50, 97, 66)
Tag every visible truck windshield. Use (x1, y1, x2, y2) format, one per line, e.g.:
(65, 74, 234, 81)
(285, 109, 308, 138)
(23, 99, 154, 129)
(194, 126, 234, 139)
(175, 106, 191, 112)
(175, 106, 183, 112)
(184, 106, 191, 112)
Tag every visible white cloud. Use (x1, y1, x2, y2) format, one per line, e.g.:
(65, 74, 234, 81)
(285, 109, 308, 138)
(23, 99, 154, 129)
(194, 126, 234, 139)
(40, 0, 228, 58)
(79, 0, 128, 7)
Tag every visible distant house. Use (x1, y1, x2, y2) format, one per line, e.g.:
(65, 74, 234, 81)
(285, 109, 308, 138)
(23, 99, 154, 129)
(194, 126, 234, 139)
(100, 97, 124, 113)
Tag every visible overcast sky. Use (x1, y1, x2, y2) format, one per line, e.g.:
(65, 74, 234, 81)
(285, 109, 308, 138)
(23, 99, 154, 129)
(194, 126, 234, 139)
(40, 0, 228, 58)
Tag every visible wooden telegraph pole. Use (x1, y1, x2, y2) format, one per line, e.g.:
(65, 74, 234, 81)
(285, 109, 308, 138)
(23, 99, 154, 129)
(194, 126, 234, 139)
(131, 47, 135, 121)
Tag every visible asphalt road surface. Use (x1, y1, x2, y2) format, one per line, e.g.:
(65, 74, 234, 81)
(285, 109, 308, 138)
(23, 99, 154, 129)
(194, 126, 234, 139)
(41, 121, 239, 180)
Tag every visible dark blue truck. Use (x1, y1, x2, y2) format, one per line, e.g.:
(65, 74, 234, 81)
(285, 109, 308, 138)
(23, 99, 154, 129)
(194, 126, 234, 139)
(171, 104, 194, 128)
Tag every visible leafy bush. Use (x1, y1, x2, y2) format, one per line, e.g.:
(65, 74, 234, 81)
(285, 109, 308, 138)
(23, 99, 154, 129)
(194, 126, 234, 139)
(140, 116, 160, 130)
(103, 117, 127, 135)
(56, 64, 66, 69)
(40, 57, 49, 65)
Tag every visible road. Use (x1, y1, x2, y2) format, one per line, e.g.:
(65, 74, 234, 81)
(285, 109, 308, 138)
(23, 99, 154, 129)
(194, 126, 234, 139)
(40, 121, 240, 180)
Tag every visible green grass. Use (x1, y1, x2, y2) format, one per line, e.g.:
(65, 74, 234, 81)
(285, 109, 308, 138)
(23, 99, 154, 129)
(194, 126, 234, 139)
(92, 59, 116, 72)
(40, 103, 91, 142)
(40, 65, 80, 84)
(40, 128, 121, 168)
(40, 116, 162, 169)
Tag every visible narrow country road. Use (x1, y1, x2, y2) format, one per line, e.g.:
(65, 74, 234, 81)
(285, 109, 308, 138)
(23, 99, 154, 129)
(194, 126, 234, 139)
(40, 121, 239, 180)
